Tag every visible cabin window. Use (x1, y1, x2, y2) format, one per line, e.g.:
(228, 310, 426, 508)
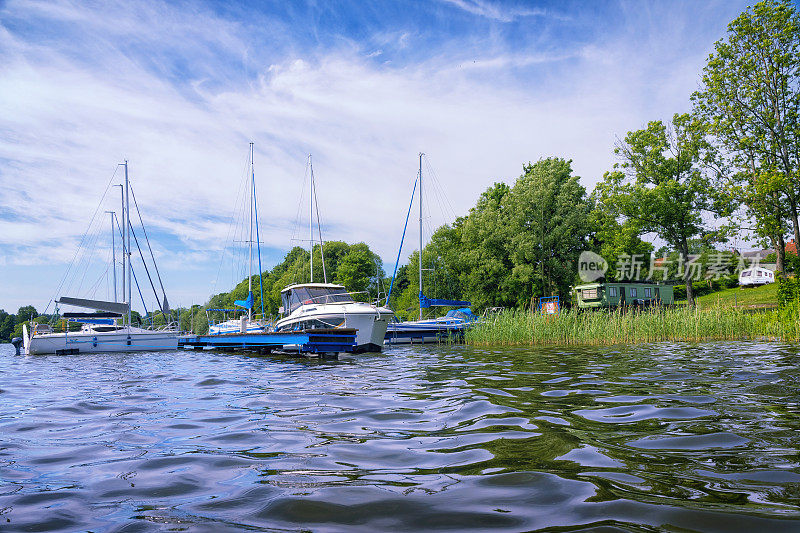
(582, 288, 598, 299)
(644, 288, 652, 298)
(629, 287, 637, 297)
(609, 286, 618, 297)
(742, 271, 751, 277)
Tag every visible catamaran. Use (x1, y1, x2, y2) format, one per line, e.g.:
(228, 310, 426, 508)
(273, 156, 393, 352)
(23, 162, 180, 354)
(384, 153, 475, 345)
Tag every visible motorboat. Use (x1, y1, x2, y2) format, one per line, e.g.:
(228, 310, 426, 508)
(274, 283, 393, 352)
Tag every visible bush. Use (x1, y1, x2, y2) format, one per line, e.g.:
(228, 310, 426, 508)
(787, 252, 800, 274)
(777, 274, 799, 309)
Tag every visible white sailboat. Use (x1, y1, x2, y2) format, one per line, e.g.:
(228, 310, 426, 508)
(273, 156, 393, 352)
(23, 162, 180, 355)
(208, 143, 270, 335)
(384, 153, 474, 345)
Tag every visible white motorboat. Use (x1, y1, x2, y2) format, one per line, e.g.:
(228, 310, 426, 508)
(274, 283, 393, 352)
(272, 157, 392, 352)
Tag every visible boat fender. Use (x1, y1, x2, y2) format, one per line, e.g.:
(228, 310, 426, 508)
(93, 336, 98, 348)
(127, 335, 131, 346)
(11, 337, 23, 356)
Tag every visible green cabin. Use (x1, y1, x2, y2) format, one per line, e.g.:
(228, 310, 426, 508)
(574, 281, 674, 309)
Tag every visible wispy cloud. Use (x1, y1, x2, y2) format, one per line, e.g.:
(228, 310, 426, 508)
(441, 0, 549, 22)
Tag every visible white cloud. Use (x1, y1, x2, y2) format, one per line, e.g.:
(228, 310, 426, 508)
(440, 0, 549, 22)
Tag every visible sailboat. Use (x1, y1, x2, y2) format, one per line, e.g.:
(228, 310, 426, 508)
(207, 143, 270, 335)
(23, 162, 180, 354)
(273, 155, 394, 352)
(384, 153, 475, 345)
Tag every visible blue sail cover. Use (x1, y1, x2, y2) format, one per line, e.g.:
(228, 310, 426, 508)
(68, 318, 115, 325)
(234, 291, 254, 310)
(419, 294, 471, 309)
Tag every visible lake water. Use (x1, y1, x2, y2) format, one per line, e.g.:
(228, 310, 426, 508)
(0, 342, 798, 532)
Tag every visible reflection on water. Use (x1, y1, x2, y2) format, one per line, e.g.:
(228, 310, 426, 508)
(0, 342, 798, 531)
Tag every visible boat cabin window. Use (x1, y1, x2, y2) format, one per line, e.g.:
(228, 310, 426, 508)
(629, 287, 637, 297)
(644, 288, 652, 298)
(742, 271, 751, 277)
(582, 288, 598, 300)
(282, 286, 354, 313)
(609, 286, 618, 297)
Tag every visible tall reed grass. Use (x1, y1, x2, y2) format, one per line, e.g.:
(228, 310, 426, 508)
(465, 307, 800, 346)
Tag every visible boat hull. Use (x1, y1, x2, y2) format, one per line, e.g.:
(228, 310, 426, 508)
(209, 320, 267, 335)
(24, 328, 180, 355)
(275, 305, 392, 352)
(384, 319, 469, 345)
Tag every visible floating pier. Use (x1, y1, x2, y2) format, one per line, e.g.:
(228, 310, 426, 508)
(178, 328, 357, 355)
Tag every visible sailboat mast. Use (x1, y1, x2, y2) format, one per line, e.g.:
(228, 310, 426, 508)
(248, 142, 254, 322)
(124, 161, 132, 327)
(116, 184, 124, 312)
(309, 155, 314, 284)
(106, 211, 117, 302)
(419, 152, 424, 321)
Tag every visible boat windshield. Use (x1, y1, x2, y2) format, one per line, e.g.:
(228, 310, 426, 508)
(283, 286, 354, 313)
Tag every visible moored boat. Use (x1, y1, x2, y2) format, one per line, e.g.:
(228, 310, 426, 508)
(274, 284, 392, 352)
(384, 153, 473, 344)
(23, 162, 180, 354)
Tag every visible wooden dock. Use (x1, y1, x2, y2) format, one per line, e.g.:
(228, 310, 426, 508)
(179, 328, 358, 355)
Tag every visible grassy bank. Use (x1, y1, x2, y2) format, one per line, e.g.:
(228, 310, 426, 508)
(465, 306, 800, 346)
(688, 283, 778, 309)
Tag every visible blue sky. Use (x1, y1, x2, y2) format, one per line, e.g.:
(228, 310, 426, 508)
(0, 0, 755, 314)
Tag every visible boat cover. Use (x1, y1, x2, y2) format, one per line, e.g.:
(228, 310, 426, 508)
(57, 297, 129, 314)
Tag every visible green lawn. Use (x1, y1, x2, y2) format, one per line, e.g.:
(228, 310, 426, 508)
(686, 282, 778, 309)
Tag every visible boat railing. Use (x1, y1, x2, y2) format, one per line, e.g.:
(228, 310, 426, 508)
(298, 291, 367, 306)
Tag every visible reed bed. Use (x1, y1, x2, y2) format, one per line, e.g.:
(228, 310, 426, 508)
(465, 306, 800, 346)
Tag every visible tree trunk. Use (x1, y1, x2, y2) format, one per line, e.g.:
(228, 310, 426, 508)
(788, 191, 800, 257)
(680, 239, 694, 307)
(776, 233, 786, 273)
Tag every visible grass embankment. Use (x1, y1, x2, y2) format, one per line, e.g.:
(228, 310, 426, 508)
(466, 306, 799, 346)
(689, 283, 778, 309)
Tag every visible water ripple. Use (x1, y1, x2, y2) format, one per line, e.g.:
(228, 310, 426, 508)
(0, 341, 798, 531)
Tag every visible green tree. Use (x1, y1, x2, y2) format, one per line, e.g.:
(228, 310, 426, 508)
(588, 201, 654, 280)
(0, 310, 14, 342)
(16, 305, 38, 322)
(458, 182, 517, 309)
(506, 158, 591, 304)
(692, 0, 800, 271)
(334, 243, 383, 301)
(596, 113, 732, 306)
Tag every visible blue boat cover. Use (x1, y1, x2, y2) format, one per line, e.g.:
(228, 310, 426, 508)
(419, 294, 471, 308)
(68, 318, 115, 325)
(234, 291, 254, 310)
